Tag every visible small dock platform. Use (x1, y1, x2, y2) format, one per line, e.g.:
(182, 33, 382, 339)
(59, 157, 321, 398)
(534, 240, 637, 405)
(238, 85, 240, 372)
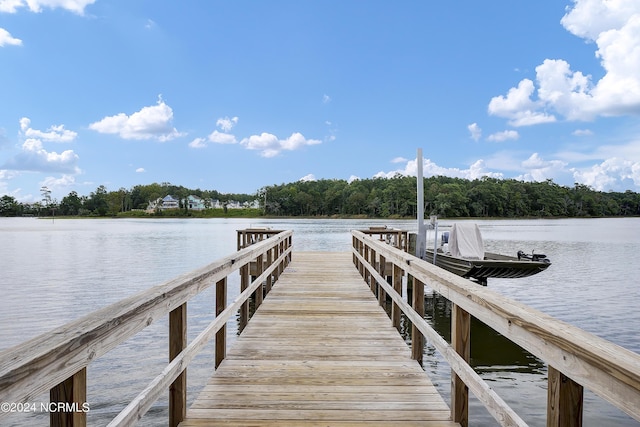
(179, 252, 458, 427)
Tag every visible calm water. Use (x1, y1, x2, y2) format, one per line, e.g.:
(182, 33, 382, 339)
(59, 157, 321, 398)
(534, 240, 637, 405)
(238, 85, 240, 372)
(1, 217, 639, 426)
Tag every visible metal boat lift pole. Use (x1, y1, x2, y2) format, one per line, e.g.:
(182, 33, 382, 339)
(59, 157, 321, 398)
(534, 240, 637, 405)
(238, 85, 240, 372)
(416, 148, 426, 259)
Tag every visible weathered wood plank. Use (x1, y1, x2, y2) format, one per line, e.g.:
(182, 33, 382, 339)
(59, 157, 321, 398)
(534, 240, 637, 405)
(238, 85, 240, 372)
(180, 421, 457, 427)
(180, 252, 458, 427)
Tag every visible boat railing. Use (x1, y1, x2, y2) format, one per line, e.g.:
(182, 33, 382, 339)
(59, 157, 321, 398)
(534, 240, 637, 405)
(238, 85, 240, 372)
(352, 229, 640, 427)
(0, 230, 293, 427)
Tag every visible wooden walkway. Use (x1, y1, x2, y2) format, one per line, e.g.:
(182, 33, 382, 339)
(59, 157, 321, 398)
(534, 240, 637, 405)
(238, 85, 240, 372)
(179, 252, 459, 427)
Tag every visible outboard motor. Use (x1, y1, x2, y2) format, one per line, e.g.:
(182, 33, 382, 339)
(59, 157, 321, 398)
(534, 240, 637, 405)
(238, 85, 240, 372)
(532, 253, 550, 263)
(518, 250, 551, 264)
(441, 231, 449, 245)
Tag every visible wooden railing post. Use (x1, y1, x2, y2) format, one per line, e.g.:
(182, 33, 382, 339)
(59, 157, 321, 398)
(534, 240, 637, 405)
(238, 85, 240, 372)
(285, 235, 292, 265)
(352, 235, 357, 265)
(452, 303, 470, 427)
(357, 240, 364, 276)
(239, 263, 249, 333)
(265, 248, 273, 293)
(255, 254, 264, 309)
(378, 254, 386, 306)
(369, 248, 377, 294)
(411, 278, 424, 366)
(364, 246, 371, 289)
(215, 277, 227, 369)
(50, 368, 86, 427)
(392, 264, 402, 331)
(547, 366, 583, 427)
(169, 303, 187, 427)
(278, 241, 285, 277)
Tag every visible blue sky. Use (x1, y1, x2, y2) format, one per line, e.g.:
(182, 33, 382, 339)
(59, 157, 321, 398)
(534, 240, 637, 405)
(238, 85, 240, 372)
(1, 0, 640, 202)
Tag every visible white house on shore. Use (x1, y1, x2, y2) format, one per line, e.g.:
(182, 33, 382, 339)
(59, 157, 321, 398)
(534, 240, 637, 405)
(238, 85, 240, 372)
(146, 195, 260, 213)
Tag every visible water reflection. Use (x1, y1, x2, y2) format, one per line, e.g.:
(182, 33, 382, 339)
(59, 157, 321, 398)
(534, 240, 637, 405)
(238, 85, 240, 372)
(392, 290, 545, 375)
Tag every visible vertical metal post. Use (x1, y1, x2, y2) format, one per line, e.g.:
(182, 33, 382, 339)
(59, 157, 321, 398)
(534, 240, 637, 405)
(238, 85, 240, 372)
(416, 148, 426, 259)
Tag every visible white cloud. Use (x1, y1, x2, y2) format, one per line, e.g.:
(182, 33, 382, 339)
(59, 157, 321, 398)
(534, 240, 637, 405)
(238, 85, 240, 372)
(208, 130, 237, 144)
(0, 27, 21, 46)
(391, 157, 407, 164)
(557, 139, 640, 163)
(2, 118, 80, 174)
(299, 174, 316, 182)
(517, 153, 568, 182)
(20, 117, 77, 142)
(136, 167, 145, 173)
(89, 97, 183, 141)
(488, 79, 557, 126)
(0, 0, 95, 14)
(572, 128, 594, 136)
(240, 133, 280, 158)
(0, 0, 22, 13)
(490, 1, 640, 124)
(4, 138, 79, 173)
(347, 175, 360, 183)
(40, 174, 75, 194)
(572, 157, 640, 190)
(468, 123, 482, 141)
(322, 94, 331, 104)
(0, 169, 18, 181)
(188, 117, 238, 148)
(188, 137, 207, 148)
(240, 132, 321, 158)
(375, 157, 503, 181)
(216, 116, 238, 132)
(487, 130, 519, 142)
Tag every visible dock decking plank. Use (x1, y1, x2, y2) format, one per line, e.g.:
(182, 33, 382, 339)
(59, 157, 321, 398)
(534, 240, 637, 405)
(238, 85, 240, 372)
(179, 252, 458, 427)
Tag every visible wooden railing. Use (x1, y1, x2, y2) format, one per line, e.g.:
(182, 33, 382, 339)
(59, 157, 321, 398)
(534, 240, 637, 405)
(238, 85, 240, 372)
(352, 229, 640, 427)
(0, 230, 293, 427)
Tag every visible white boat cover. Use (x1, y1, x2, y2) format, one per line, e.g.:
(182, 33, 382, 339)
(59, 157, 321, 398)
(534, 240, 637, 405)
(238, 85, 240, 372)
(449, 223, 485, 260)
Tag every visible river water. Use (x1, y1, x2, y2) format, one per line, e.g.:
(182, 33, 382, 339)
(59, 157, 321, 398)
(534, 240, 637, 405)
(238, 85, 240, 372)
(0, 217, 638, 426)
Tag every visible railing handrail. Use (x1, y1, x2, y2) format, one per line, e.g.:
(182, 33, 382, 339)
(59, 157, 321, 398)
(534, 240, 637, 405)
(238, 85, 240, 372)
(0, 230, 293, 422)
(107, 243, 292, 426)
(351, 230, 640, 424)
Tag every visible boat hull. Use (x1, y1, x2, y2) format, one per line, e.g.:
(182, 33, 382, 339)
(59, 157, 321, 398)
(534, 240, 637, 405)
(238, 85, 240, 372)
(425, 249, 550, 282)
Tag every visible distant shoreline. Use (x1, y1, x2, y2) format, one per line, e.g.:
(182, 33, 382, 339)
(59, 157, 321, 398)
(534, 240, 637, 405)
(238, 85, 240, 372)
(30, 213, 639, 221)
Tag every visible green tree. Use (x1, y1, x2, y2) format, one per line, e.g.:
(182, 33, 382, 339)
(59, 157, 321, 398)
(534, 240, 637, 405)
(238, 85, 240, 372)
(86, 185, 109, 216)
(59, 191, 83, 215)
(0, 195, 21, 216)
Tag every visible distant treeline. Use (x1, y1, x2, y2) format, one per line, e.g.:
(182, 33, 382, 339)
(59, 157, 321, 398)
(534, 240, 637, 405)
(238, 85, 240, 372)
(1, 176, 639, 218)
(0, 182, 256, 217)
(261, 176, 640, 218)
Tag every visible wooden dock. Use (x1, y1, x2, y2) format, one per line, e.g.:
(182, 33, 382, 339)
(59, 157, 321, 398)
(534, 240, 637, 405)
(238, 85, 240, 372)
(179, 252, 459, 427)
(4, 229, 639, 427)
